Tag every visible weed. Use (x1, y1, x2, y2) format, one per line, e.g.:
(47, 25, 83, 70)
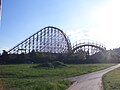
(0, 64, 114, 90)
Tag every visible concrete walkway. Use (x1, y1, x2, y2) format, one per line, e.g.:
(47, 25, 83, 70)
(67, 64, 120, 90)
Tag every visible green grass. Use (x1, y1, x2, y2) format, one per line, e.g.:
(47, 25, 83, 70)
(103, 67, 120, 90)
(0, 64, 115, 90)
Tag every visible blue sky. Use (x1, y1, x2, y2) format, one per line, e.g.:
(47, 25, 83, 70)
(1, 0, 120, 53)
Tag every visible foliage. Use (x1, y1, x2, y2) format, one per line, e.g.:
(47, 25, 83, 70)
(0, 64, 114, 90)
(0, 52, 63, 64)
(52, 61, 66, 67)
(89, 50, 120, 63)
(34, 61, 66, 68)
(103, 67, 120, 90)
(0, 48, 120, 64)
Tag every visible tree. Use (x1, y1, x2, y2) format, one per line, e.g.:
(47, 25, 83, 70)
(1, 50, 9, 64)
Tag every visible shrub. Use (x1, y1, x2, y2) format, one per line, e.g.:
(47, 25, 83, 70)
(34, 61, 66, 68)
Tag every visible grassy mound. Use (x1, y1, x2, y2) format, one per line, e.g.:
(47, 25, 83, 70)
(34, 61, 66, 68)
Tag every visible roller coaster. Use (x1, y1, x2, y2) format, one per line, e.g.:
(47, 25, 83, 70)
(8, 26, 106, 55)
(72, 40, 106, 55)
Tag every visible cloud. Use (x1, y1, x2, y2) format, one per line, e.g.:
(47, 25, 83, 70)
(66, 28, 91, 44)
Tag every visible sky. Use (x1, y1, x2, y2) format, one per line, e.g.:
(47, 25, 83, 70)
(0, 0, 120, 53)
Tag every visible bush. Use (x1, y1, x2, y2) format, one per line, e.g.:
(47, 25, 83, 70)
(34, 61, 66, 68)
(52, 61, 66, 67)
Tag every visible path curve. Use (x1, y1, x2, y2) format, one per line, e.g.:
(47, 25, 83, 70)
(67, 64, 120, 90)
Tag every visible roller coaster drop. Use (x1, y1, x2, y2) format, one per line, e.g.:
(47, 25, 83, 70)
(8, 26, 106, 55)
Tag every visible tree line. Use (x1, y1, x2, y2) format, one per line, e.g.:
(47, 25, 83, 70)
(0, 48, 120, 64)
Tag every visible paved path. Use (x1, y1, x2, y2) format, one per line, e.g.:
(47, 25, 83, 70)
(67, 64, 120, 90)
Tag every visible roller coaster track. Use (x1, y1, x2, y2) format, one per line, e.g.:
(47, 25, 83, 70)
(72, 40, 106, 55)
(8, 26, 106, 55)
(8, 26, 72, 54)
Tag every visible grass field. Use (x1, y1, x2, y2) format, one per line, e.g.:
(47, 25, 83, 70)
(103, 67, 120, 90)
(0, 64, 114, 90)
